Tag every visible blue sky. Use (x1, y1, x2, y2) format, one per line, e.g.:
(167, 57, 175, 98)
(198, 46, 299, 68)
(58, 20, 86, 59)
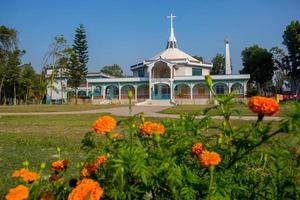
(1, 0, 299, 75)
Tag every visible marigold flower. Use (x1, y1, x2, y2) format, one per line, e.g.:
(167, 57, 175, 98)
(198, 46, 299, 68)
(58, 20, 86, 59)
(12, 168, 39, 183)
(80, 155, 107, 177)
(94, 155, 107, 167)
(111, 133, 120, 139)
(51, 159, 69, 172)
(192, 143, 205, 156)
(39, 191, 55, 200)
(80, 163, 97, 177)
(92, 115, 116, 134)
(248, 96, 279, 116)
(5, 185, 29, 200)
(199, 151, 221, 167)
(139, 121, 165, 136)
(68, 178, 104, 200)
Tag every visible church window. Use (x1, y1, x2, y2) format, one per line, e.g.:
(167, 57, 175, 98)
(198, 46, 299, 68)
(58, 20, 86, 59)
(138, 68, 145, 77)
(192, 68, 202, 76)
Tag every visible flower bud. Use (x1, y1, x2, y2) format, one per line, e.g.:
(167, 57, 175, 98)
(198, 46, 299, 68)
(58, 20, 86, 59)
(40, 162, 46, 169)
(127, 90, 133, 99)
(56, 147, 61, 153)
(217, 134, 223, 145)
(22, 160, 29, 168)
(205, 75, 213, 90)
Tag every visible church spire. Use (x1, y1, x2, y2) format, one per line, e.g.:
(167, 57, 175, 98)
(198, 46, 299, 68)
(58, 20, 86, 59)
(166, 13, 177, 49)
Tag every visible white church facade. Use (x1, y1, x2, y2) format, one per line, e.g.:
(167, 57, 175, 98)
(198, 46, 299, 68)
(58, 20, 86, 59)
(47, 14, 250, 105)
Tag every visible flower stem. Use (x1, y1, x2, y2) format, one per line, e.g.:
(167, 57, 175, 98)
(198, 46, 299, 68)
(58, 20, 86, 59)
(207, 166, 215, 200)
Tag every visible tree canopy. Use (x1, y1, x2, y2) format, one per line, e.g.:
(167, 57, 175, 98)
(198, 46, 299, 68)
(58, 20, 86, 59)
(100, 64, 124, 77)
(240, 45, 275, 94)
(192, 55, 203, 62)
(282, 20, 300, 93)
(66, 24, 89, 104)
(211, 54, 225, 75)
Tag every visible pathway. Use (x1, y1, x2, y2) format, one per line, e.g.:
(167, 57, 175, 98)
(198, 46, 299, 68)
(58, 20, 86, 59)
(0, 106, 282, 121)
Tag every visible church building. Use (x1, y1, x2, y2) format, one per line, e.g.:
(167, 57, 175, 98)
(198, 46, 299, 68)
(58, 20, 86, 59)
(47, 14, 250, 105)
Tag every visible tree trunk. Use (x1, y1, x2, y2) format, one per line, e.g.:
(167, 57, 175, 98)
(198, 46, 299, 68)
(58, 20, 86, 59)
(13, 82, 16, 105)
(0, 78, 3, 104)
(25, 92, 28, 105)
(75, 88, 78, 105)
(61, 79, 63, 104)
(3, 90, 7, 105)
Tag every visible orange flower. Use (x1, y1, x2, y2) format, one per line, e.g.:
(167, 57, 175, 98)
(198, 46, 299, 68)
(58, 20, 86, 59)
(80, 163, 97, 177)
(80, 155, 107, 177)
(51, 159, 69, 172)
(248, 96, 279, 116)
(68, 179, 104, 200)
(5, 185, 29, 200)
(139, 121, 153, 136)
(111, 133, 120, 139)
(199, 151, 221, 167)
(94, 155, 107, 167)
(92, 116, 116, 134)
(192, 143, 205, 156)
(151, 122, 165, 135)
(139, 121, 165, 136)
(12, 168, 39, 183)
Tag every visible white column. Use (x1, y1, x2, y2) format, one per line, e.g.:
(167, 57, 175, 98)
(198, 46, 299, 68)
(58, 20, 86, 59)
(244, 82, 247, 97)
(102, 86, 106, 100)
(170, 82, 173, 101)
(91, 86, 94, 100)
(190, 84, 193, 100)
(228, 83, 231, 94)
(118, 84, 121, 101)
(86, 80, 89, 97)
(149, 67, 152, 100)
(134, 85, 138, 102)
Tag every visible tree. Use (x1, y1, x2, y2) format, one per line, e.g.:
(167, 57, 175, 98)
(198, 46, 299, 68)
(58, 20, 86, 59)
(4, 49, 24, 105)
(65, 48, 83, 104)
(66, 24, 89, 104)
(19, 63, 36, 104)
(192, 55, 203, 62)
(211, 54, 225, 75)
(282, 20, 300, 94)
(100, 64, 124, 77)
(0, 26, 18, 104)
(240, 45, 275, 95)
(43, 35, 68, 104)
(73, 24, 88, 75)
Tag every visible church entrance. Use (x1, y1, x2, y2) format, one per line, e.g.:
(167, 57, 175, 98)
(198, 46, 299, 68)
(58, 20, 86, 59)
(152, 83, 170, 100)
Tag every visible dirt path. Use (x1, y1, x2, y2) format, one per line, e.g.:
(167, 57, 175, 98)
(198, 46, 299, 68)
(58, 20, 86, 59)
(0, 106, 282, 121)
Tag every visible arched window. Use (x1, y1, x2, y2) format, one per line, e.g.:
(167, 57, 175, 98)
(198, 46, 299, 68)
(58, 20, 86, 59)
(213, 83, 229, 95)
(231, 83, 244, 95)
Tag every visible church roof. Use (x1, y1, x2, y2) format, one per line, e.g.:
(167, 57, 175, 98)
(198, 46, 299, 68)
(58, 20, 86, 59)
(130, 14, 212, 70)
(151, 48, 200, 62)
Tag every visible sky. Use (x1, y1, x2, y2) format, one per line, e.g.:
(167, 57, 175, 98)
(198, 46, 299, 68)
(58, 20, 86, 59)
(1, 0, 299, 75)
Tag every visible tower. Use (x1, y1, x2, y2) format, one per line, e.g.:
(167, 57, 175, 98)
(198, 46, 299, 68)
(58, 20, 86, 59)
(166, 13, 177, 49)
(225, 39, 232, 75)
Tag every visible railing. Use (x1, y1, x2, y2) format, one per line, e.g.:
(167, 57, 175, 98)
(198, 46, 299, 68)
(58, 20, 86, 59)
(151, 78, 171, 84)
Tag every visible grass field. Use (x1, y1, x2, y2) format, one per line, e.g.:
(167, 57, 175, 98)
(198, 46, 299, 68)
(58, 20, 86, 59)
(159, 101, 292, 116)
(0, 114, 107, 196)
(0, 104, 124, 113)
(0, 113, 283, 196)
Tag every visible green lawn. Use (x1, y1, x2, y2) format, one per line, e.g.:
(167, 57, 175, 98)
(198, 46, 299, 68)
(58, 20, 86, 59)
(159, 101, 292, 116)
(0, 113, 283, 196)
(0, 104, 124, 113)
(0, 114, 110, 196)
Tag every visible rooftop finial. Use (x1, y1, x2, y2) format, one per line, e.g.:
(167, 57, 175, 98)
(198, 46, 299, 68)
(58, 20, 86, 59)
(166, 13, 177, 49)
